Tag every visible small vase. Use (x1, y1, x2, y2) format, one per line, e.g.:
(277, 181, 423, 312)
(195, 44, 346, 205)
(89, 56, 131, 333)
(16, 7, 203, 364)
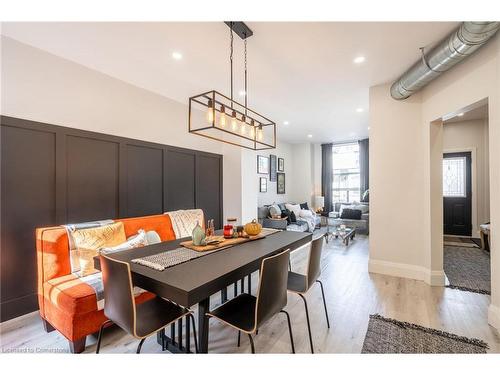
(192, 221, 206, 246)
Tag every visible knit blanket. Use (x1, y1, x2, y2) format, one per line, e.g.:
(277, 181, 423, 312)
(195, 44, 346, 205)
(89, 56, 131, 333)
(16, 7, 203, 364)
(166, 209, 204, 239)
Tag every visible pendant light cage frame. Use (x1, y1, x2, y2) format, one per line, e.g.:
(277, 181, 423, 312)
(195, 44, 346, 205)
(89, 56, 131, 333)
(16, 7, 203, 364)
(189, 90, 276, 150)
(188, 21, 276, 150)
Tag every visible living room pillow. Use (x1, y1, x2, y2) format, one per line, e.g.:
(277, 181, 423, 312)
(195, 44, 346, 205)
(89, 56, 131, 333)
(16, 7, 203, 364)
(101, 229, 148, 254)
(71, 222, 126, 276)
(145, 230, 162, 244)
(350, 204, 369, 214)
(289, 210, 297, 223)
(299, 202, 310, 210)
(340, 208, 362, 220)
(281, 209, 292, 224)
(269, 204, 282, 217)
(285, 203, 301, 219)
(299, 209, 313, 219)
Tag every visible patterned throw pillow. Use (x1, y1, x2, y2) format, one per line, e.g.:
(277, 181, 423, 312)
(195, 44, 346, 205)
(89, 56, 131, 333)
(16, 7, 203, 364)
(71, 222, 126, 276)
(269, 204, 282, 217)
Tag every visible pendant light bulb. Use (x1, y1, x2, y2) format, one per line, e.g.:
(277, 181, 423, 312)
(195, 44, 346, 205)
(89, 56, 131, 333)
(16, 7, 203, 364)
(220, 105, 226, 127)
(206, 99, 214, 124)
(231, 110, 238, 131)
(240, 114, 246, 134)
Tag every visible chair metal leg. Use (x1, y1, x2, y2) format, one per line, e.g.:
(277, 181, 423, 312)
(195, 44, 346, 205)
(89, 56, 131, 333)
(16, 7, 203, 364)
(237, 330, 241, 347)
(136, 338, 146, 354)
(96, 319, 112, 354)
(298, 294, 314, 353)
(247, 334, 255, 354)
(188, 313, 199, 353)
(316, 280, 330, 328)
(280, 310, 295, 354)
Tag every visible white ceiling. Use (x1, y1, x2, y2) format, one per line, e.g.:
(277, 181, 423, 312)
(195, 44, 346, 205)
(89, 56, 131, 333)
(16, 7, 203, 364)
(444, 104, 488, 124)
(1, 22, 459, 143)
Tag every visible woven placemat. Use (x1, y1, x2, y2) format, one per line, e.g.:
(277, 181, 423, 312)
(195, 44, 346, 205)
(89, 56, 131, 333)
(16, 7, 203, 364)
(131, 246, 230, 271)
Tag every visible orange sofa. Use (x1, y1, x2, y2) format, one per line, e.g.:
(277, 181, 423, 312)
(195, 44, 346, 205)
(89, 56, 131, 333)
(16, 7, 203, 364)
(36, 213, 189, 353)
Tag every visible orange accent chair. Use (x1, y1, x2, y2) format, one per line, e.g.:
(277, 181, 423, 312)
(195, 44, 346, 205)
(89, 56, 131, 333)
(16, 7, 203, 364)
(36, 213, 180, 353)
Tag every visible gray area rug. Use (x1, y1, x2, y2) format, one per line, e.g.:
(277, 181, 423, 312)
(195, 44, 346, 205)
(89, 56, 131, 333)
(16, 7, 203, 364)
(361, 314, 488, 353)
(444, 246, 490, 295)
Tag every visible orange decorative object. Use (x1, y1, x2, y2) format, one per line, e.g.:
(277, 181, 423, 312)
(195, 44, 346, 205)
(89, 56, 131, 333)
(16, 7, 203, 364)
(36, 211, 201, 353)
(244, 219, 262, 236)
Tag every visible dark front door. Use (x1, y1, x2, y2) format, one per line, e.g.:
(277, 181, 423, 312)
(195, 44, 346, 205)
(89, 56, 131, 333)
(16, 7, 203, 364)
(443, 152, 472, 236)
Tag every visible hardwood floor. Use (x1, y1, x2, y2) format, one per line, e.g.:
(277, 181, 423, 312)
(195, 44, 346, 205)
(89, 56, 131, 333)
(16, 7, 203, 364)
(1, 232, 499, 354)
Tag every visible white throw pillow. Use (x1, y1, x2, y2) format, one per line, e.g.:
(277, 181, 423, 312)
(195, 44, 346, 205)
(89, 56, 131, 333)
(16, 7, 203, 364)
(100, 229, 148, 254)
(285, 203, 301, 219)
(145, 230, 161, 244)
(299, 209, 313, 218)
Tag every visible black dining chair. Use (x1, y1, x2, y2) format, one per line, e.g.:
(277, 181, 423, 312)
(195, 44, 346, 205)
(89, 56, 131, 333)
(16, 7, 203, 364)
(96, 254, 198, 354)
(206, 249, 295, 353)
(287, 236, 330, 353)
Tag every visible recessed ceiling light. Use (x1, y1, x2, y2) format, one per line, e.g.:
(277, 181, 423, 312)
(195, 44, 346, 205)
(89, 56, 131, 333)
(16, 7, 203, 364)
(457, 112, 464, 117)
(307, 134, 313, 138)
(353, 56, 366, 64)
(356, 108, 364, 113)
(283, 121, 289, 125)
(172, 51, 183, 60)
(239, 90, 246, 96)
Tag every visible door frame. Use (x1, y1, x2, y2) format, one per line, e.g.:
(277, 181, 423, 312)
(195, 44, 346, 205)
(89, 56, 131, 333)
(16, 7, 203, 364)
(443, 147, 478, 236)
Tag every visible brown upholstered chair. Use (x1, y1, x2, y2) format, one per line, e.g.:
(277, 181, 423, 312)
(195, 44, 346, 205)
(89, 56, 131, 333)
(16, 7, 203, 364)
(287, 236, 330, 353)
(96, 254, 198, 353)
(206, 250, 295, 353)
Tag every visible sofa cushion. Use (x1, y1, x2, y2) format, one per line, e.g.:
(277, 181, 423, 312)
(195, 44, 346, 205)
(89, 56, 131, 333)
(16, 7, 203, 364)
(101, 229, 149, 254)
(350, 203, 369, 214)
(71, 222, 126, 277)
(299, 202, 310, 210)
(340, 208, 362, 220)
(44, 274, 99, 315)
(118, 214, 175, 241)
(289, 211, 297, 223)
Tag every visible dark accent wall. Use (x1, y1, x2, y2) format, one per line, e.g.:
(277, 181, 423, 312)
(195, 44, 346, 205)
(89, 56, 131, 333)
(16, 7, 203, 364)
(0, 116, 223, 322)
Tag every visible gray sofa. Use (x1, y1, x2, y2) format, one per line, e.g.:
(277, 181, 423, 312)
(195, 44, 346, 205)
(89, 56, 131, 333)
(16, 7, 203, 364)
(258, 203, 320, 232)
(328, 202, 369, 234)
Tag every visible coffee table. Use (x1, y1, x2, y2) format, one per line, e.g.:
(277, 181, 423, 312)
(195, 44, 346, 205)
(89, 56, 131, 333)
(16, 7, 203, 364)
(325, 223, 356, 246)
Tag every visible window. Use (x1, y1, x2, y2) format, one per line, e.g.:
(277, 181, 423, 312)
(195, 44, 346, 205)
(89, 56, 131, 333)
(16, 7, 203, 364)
(443, 157, 466, 197)
(332, 143, 360, 203)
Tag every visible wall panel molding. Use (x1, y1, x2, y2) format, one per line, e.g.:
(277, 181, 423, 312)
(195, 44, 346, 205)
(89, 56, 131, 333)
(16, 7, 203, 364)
(0, 115, 223, 321)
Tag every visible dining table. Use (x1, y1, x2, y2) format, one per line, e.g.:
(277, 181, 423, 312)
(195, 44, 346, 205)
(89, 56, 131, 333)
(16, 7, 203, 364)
(94, 229, 312, 353)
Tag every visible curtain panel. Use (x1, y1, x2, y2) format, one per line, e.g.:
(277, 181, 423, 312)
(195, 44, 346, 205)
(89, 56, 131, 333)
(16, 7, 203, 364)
(321, 143, 333, 212)
(358, 138, 369, 197)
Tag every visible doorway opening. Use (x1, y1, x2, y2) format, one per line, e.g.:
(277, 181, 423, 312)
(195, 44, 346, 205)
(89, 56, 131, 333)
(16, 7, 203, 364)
(440, 101, 491, 294)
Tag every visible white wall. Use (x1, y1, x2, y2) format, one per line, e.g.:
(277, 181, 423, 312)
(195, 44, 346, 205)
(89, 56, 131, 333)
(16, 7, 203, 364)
(443, 118, 490, 234)
(1, 36, 247, 223)
(256, 141, 293, 206)
(369, 33, 500, 330)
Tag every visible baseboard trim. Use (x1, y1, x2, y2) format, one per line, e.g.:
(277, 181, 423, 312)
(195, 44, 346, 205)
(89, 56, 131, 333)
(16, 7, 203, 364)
(368, 259, 445, 286)
(488, 304, 500, 331)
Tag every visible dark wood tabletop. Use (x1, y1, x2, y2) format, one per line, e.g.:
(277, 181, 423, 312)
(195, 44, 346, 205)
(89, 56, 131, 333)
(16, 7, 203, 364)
(94, 230, 312, 353)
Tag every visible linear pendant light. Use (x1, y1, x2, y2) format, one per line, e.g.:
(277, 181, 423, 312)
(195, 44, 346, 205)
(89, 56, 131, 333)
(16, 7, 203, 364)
(188, 22, 276, 150)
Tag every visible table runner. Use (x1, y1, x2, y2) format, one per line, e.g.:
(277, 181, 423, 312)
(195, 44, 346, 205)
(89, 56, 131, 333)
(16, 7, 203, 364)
(131, 228, 281, 271)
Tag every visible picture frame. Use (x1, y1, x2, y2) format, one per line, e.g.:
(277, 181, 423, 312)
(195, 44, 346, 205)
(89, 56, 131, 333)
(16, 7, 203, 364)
(278, 157, 284, 172)
(257, 155, 269, 174)
(269, 154, 277, 181)
(277, 173, 286, 194)
(259, 177, 267, 193)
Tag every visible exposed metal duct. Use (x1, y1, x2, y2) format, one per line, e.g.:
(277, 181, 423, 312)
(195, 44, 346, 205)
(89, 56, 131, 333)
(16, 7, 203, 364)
(390, 22, 500, 100)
